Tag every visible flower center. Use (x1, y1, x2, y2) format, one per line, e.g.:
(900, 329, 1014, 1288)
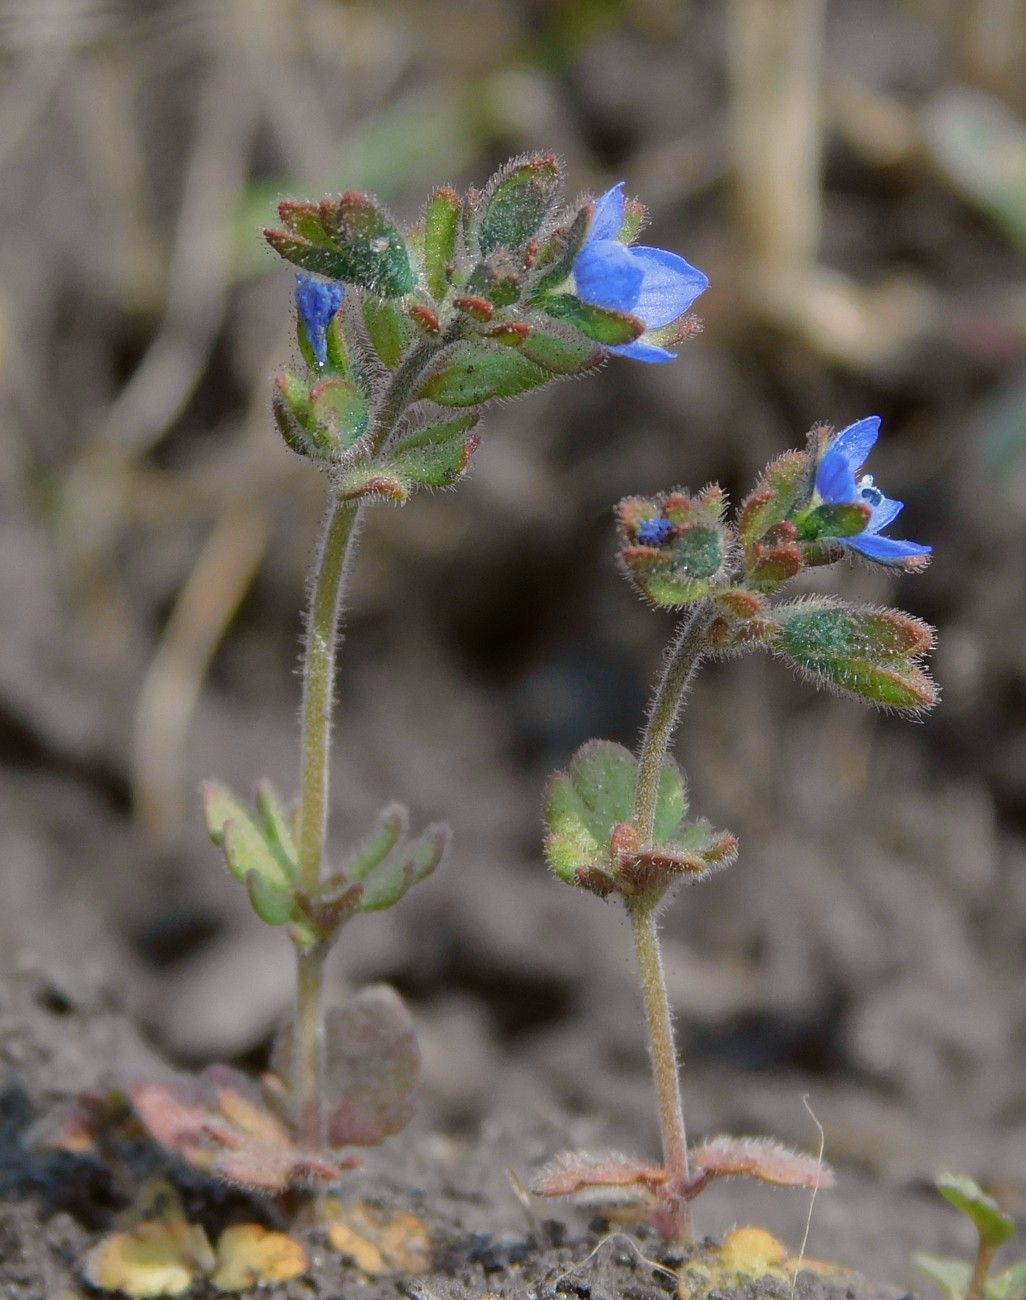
(857, 474, 883, 509)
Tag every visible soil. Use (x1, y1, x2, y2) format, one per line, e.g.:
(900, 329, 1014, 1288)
(0, 965, 952, 1300)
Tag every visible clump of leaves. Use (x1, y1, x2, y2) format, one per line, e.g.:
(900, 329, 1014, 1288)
(915, 1174, 1024, 1300)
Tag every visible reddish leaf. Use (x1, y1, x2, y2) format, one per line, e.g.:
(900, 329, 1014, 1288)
(689, 1136, 834, 1190)
(271, 985, 419, 1148)
(530, 1150, 668, 1207)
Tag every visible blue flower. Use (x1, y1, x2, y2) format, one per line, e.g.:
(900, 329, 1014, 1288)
(815, 417, 932, 566)
(572, 182, 709, 362)
(295, 274, 345, 369)
(637, 517, 675, 546)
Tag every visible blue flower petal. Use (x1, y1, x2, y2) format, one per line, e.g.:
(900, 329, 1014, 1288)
(865, 493, 903, 534)
(831, 417, 881, 475)
(590, 182, 626, 241)
(295, 274, 344, 369)
(610, 338, 678, 363)
(846, 532, 932, 565)
(574, 238, 644, 313)
(630, 246, 709, 328)
(815, 444, 859, 505)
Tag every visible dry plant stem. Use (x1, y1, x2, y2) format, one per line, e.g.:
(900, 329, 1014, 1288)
(292, 337, 443, 1146)
(628, 601, 715, 1240)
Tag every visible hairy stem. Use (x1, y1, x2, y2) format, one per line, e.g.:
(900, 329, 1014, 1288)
(628, 601, 715, 1239)
(630, 900, 691, 1239)
(292, 334, 444, 1146)
(632, 602, 714, 842)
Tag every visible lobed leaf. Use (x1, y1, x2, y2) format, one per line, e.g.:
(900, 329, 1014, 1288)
(345, 804, 408, 881)
(201, 783, 295, 924)
(210, 1225, 307, 1293)
(530, 1149, 667, 1204)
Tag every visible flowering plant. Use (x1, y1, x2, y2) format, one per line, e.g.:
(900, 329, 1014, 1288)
(531, 416, 936, 1241)
(117, 158, 709, 1193)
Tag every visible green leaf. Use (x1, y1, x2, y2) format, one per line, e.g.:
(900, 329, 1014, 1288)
(989, 1263, 1026, 1300)
(543, 293, 644, 345)
(265, 192, 415, 298)
(530, 204, 592, 300)
(389, 413, 481, 487)
(346, 805, 408, 881)
(798, 501, 873, 541)
(254, 781, 297, 880)
(357, 825, 448, 912)
(739, 450, 813, 551)
(417, 341, 550, 406)
(309, 378, 370, 451)
(914, 1253, 973, 1300)
(202, 782, 295, 925)
(543, 740, 686, 886)
(362, 297, 411, 370)
(478, 153, 560, 255)
(773, 600, 938, 712)
(336, 462, 411, 504)
(423, 186, 461, 299)
(518, 322, 604, 375)
(938, 1174, 1017, 1248)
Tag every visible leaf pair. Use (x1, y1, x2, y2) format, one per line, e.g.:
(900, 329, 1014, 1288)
(543, 740, 737, 900)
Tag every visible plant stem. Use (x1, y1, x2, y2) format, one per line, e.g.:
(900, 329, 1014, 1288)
(968, 1239, 995, 1300)
(629, 900, 691, 1240)
(632, 602, 715, 842)
(292, 335, 445, 1146)
(628, 600, 715, 1239)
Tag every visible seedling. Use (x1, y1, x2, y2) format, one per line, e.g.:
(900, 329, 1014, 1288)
(915, 1174, 1025, 1300)
(533, 416, 937, 1241)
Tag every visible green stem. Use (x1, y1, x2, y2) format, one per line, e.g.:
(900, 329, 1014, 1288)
(630, 901, 691, 1240)
(628, 600, 715, 1239)
(632, 602, 715, 841)
(292, 334, 445, 1146)
(968, 1239, 995, 1300)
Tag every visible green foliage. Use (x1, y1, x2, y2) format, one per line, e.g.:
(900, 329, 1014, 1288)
(797, 500, 873, 540)
(336, 413, 481, 503)
(266, 193, 416, 298)
(422, 186, 461, 300)
(362, 297, 411, 369)
(543, 294, 644, 345)
(272, 372, 370, 462)
(417, 340, 551, 406)
(478, 153, 560, 255)
(738, 449, 812, 553)
(772, 599, 937, 712)
(530, 204, 592, 301)
(202, 783, 297, 928)
(938, 1175, 1017, 1249)
(543, 740, 735, 899)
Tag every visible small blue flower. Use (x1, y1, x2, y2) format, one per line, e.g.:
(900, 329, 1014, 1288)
(815, 416, 932, 566)
(637, 517, 675, 546)
(572, 182, 709, 362)
(295, 274, 345, 369)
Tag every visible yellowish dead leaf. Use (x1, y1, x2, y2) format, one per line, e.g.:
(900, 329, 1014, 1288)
(210, 1223, 308, 1292)
(323, 1199, 433, 1275)
(83, 1221, 215, 1298)
(678, 1226, 849, 1298)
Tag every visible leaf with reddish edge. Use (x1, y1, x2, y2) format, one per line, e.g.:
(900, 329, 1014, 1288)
(271, 986, 420, 1148)
(530, 1150, 668, 1202)
(689, 1136, 835, 1191)
(123, 1067, 358, 1192)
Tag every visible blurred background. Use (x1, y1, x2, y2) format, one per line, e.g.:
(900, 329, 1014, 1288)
(2, 0, 1025, 1282)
